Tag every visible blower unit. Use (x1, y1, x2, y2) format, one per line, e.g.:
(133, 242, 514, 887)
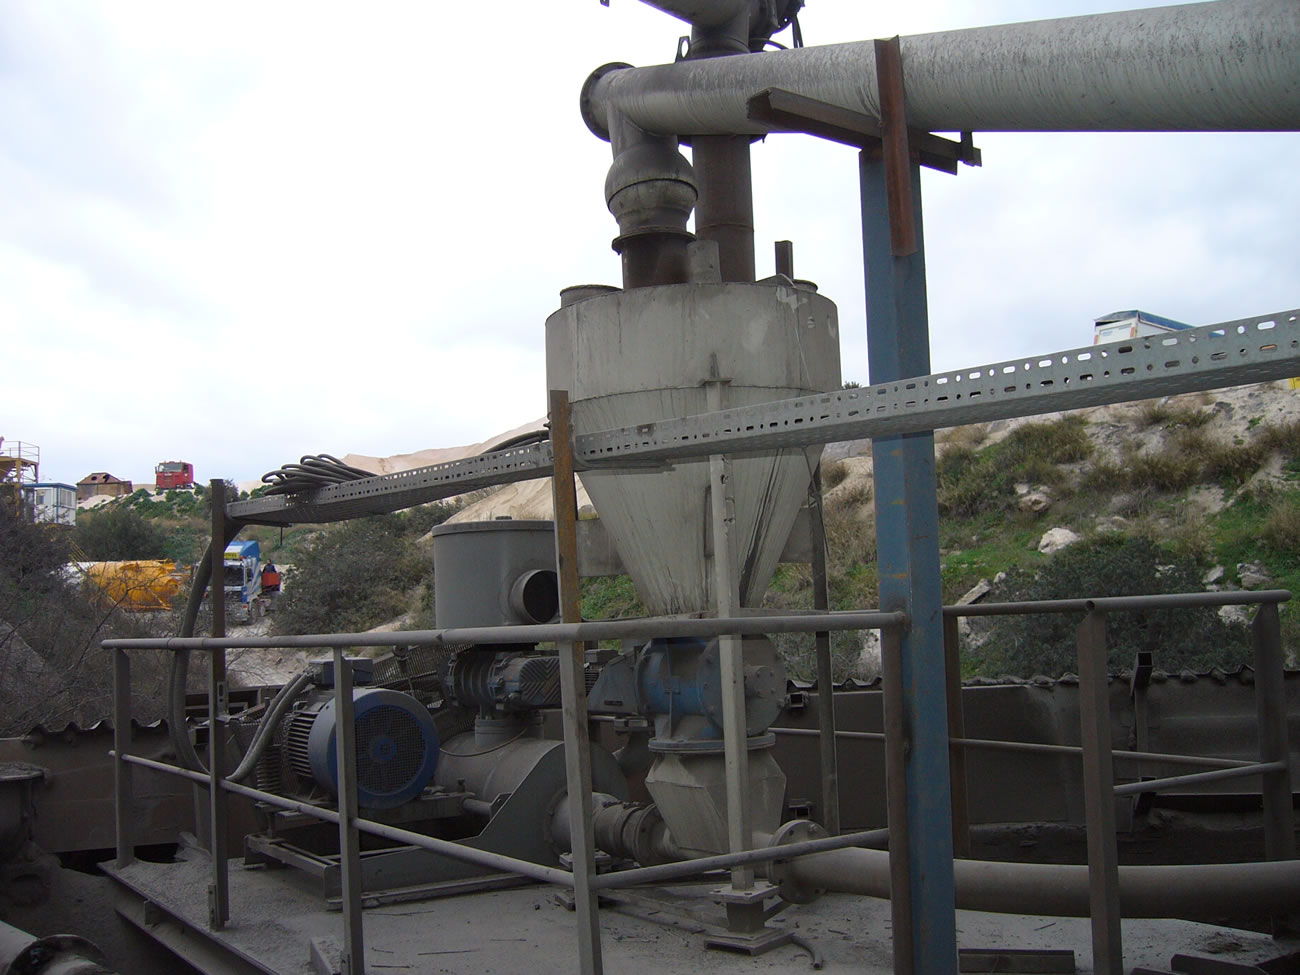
(285, 688, 439, 809)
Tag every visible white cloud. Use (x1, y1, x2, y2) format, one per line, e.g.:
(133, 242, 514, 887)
(3, 1, 1296, 486)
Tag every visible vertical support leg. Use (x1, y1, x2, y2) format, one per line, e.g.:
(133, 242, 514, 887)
(113, 648, 134, 868)
(943, 614, 971, 858)
(710, 452, 753, 890)
(1076, 611, 1122, 975)
(333, 650, 365, 975)
(861, 148, 957, 973)
(807, 471, 840, 835)
(1251, 602, 1296, 935)
(549, 389, 604, 975)
(705, 378, 753, 893)
(207, 479, 229, 930)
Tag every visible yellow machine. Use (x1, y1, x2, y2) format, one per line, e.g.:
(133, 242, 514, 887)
(81, 560, 192, 612)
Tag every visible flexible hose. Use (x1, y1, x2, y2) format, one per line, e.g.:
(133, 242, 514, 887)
(260, 453, 375, 496)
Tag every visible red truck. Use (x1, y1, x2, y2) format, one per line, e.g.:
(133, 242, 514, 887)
(155, 460, 194, 490)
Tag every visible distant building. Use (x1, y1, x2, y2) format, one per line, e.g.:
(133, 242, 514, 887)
(1093, 310, 1192, 345)
(27, 483, 77, 526)
(77, 472, 134, 502)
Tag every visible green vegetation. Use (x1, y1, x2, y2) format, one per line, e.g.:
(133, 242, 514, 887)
(967, 536, 1250, 678)
(774, 398, 1300, 680)
(0, 499, 172, 735)
(75, 507, 171, 561)
(937, 416, 1092, 517)
(273, 504, 456, 636)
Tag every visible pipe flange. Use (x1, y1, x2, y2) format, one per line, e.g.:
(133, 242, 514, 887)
(580, 62, 632, 141)
(767, 819, 828, 904)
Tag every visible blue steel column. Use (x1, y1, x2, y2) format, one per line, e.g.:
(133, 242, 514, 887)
(861, 150, 958, 974)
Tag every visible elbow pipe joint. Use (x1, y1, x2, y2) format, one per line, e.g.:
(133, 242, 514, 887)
(603, 111, 697, 287)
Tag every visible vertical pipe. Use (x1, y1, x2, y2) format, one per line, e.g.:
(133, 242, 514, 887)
(1251, 602, 1297, 935)
(693, 135, 755, 282)
(807, 470, 840, 835)
(707, 378, 753, 891)
(113, 648, 134, 868)
(333, 650, 365, 975)
(943, 614, 971, 858)
(605, 112, 696, 290)
(206, 479, 229, 930)
(862, 149, 957, 975)
(774, 240, 794, 280)
(1076, 610, 1122, 974)
(549, 389, 605, 975)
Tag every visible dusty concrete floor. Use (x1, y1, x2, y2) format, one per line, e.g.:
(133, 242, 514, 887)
(100, 846, 1298, 975)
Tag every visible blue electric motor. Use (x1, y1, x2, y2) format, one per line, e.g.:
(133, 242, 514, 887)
(286, 688, 440, 809)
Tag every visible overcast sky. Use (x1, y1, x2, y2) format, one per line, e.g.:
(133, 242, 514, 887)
(4, 1, 1297, 489)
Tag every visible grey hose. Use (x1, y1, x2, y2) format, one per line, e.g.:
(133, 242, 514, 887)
(170, 524, 310, 781)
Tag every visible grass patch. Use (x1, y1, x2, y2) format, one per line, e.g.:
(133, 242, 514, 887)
(1137, 398, 1213, 431)
(938, 416, 1091, 517)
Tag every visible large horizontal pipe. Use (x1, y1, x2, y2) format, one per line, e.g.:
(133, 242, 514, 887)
(584, 0, 1300, 136)
(786, 846, 1300, 918)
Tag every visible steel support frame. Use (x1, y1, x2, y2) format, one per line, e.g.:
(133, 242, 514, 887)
(549, 390, 604, 975)
(1252, 602, 1297, 935)
(1076, 611, 1123, 975)
(705, 378, 757, 901)
(807, 470, 841, 835)
(861, 141, 958, 973)
(113, 649, 133, 867)
(207, 479, 230, 931)
(225, 309, 1300, 527)
(332, 650, 365, 975)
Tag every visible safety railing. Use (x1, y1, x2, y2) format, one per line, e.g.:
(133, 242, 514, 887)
(104, 609, 906, 975)
(106, 588, 1296, 975)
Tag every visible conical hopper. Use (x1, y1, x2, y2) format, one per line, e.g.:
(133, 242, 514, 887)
(546, 281, 841, 616)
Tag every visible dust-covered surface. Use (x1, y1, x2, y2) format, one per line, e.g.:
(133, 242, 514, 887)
(102, 846, 1297, 974)
(0, 854, 198, 974)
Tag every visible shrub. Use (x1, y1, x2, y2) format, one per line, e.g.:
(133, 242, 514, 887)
(76, 507, 170, 560)
(1262, 493, 1300, 555)
(272, 511, 440, 635)
(937, 416, 1091, 517)
(820, 459, 851, 492)
(970, 535, 1250, 678)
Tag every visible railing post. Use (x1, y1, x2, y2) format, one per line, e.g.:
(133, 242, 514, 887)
(113, 648, 134, 867)
(1251, 601, 1296, 936)
(207, 479, 229, 930)
(1076, 609, 1122, 974)
(879, 622, 914, 975)
(943, 613, 971, 858)
(333, 649, 366, 975)
(549, 389, 604, 975)
(807, 471, 841, 835)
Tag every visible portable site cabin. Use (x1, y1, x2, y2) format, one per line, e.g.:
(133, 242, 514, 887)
(1093, 309, 1193, 345)
(28, 482, 77, 526)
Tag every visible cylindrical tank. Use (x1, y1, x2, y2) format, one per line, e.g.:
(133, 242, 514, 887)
(430, 520, 560, 629)
(545, 281, 841, 614)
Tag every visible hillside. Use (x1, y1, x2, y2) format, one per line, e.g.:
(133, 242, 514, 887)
(59, 380, 1300, 691)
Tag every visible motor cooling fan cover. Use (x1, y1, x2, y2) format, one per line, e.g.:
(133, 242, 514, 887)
(304, 688, 440, 809)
